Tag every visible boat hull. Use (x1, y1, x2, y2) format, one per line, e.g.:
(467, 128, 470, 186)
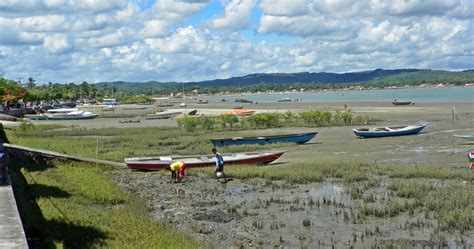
(392, 101, 413, 105)
(353, 125, 427, 138)
(211, 132, 317, 147)
(47, 114, 99, 120)
(454, 134, 474, 141)
(125, 151, 285, 170)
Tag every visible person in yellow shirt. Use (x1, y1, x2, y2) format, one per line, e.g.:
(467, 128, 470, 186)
(169, 161, 186, 183)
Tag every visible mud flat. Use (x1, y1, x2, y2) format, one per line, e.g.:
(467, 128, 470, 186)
(108, 170, 473, 248)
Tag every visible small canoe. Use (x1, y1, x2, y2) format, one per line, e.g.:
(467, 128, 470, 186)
(211, 132, 317, 146)
(353, 124, 427, 138)
(454, 134, 474, 141)
(125, 151, 285, 170)
(223, 109, 256, 116)
(392, 101, 413, 105)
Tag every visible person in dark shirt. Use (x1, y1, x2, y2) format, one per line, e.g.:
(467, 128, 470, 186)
(212, 148, 226, 183)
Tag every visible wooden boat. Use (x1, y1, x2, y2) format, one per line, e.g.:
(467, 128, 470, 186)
(223, 109, 255, 116)
(353, 124, 427, 138)
(392, 101, 413, 105)
(125, 151, 285, 170)
(211, 132, 317, 147)
(454, 134, 474, 141)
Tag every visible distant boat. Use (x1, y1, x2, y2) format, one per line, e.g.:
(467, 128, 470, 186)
(453, 134, 474, 141)
(353, 124, 427, 138)
(211, 132, 317, 147)
(188, 109, 198, 115)
(277, 97, 292, 102)
(196, 100, 209, 104)
(392, 100, 414, 105)
(232, 105, 244, 109)
(46, 108, 98, 120)
(235, 98, 253, 103)
(124, 151, 285, 170)
(144, 111, 181, 120)
(222, 109, 256, 116)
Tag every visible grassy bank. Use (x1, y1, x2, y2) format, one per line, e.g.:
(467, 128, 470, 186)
(10, 159, 202, 248)
(7, 125, 296, 161)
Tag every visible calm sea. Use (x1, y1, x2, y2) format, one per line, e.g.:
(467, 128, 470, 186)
(207, 86, 474, 103)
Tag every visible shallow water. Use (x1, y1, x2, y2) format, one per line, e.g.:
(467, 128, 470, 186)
(207, 86, 474, 103)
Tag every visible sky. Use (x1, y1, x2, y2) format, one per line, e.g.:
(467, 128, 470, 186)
(0, 0, 473, 84)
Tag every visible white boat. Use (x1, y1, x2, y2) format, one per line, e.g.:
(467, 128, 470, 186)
(46, 108, 98, 120)
(454, 134, 474, 141)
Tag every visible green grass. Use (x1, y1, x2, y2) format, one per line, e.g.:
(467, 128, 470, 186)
(7, 125, 293, 162)
(361, 180, 473, 232)
(379, 164, 474, 181)
(194, 161, 370, 184)
(10, 160, 202, 248)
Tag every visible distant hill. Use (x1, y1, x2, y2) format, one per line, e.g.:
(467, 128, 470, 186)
(95, 69, 474, 93)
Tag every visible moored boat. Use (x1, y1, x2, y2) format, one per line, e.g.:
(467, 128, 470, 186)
(125, 151, 285, 170)
(353, 124, 427, 138)
(211, 132, 317, 146)
(454, 134, 474, 141)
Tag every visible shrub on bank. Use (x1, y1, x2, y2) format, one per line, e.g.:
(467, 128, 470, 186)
(177, 109, 370, 132)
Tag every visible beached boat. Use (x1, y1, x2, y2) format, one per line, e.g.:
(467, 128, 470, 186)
(234, 98, 253, 103)
(0, 108, 25, 118)
(188, 109, 198, 115)
(46, 108, 98, 120)
(353, 124, 427, 138)
(392, 101, 413, 105)
(277, 97, 292, 102)
(211, 132, 317, 147)
(222, 109, 256, 116)
(144, 111, 181, 120)
(125, 151, 285, 170)
(454, 134, 474, 141)
(196, 100, 209, 104)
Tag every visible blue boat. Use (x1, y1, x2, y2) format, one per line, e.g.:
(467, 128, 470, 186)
(353, 124, 427, 138)
(454, 134, 474, 141)
(211, 132, 317, 147)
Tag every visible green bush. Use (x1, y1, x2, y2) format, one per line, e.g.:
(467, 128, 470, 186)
(219, 114, 239, 128)
(245, 113, 281, 128)
(198, 116, 216, 130)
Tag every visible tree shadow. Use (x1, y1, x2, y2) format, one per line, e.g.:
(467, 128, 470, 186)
(9, 160, 108, 249)
(44, 219, 108, 249)
(29, 183, 71, 199)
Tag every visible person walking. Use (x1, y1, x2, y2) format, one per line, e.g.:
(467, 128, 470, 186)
(212, 148, 226, 183)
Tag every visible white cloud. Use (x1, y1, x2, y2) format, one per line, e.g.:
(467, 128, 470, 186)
(43, 34, 71, 53)
(0, 0, 472, 84)
(212, 0, 255, 30)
